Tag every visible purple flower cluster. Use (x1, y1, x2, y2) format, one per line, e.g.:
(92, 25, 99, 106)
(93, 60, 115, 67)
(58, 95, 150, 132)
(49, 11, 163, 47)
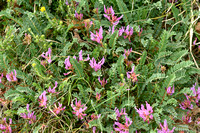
(90, 27, 103, 46)
(75, 11, 83, 20)
(118, 25, 134, 42)
(157, 119, 175, 133)
(182, 112, 192, 124)
(6, 70, 17, 82)
(20, 104, 36, 124)
(38, 91, 48, 108)
(48, 81, 58, 94)
(52, 102, 66, 115)
(103, 5, 123, 26)
(123, 48, 132, 60)
(89, 57, 105, 71)
(113, 116, 132, 133)
(179, 94, 193, 110)
(127, 66, 139, 83)
(135, 101, 153, 124)
(71, 98, 87, 120)
(115, 107, 127, 121)
(0, 118, 12, 133)
(41, 48, 52, 65)
(166, 86, 175, 95)
(98, 77, 107, 87)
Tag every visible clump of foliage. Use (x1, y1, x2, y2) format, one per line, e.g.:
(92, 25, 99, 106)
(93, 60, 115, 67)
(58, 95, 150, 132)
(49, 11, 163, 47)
(0, 0, 200, 132)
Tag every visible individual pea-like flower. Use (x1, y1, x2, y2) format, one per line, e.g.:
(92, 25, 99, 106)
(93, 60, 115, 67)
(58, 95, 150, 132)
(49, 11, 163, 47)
(52, 102, 66, 115)
(104, 5, 115, 15)
(166, 86, 175, 95)
(90, 27, 103, 46)
(179, 94, 193, 110)
(20, 104, 36, 124)
(182, 112, 192, 124)
(6, 70, 17, 82)
(96, 92, 101, 101)
(38, 91, 47, 108)
(71, 98, 87, 120)
(78, 50, 90, 61)
(193, 37, 197, 45)
(84, 21, 93, 29)
(123, 48, 132, 59)
(48, 81, 58, 94)
(0, 118, 12, 133)
(115, 107, 127, 121)
(127, 66, 139, 83)
(75, 11, 83, 20)
(108, 25, 115, 34)
(64, 56, 73, 76)
(135, 101, 153, 124)
(157, 119, 175, 133)
(40, 6, 46, 12)
(41, 48, 52, 64)
(190, 83, 200, 106)
(89, 57, 105, 71)
(65, 0, 69, 5)
(168, 0, 178, 3)
(0, 73, 3, 83)
(98, 77, 107, 87)
(118, 26, 125, 36)
(124, 25, 133, 42)
(113, 116, 132, 133)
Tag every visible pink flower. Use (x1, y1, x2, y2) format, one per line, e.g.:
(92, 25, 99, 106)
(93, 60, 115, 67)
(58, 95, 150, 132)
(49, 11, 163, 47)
(179, 94, 193, 110)
(90, 27, 103, 46)
(64, 56, 73, 75)
(75, 11, 83, 20)
(91, 113, 101, 121)
(193, 37, 197, 45)
(41, 48, 52, 64)
(84, 21, 93, 29)
(135, 101, 153, 124)
(38, 91, 47, 108)
(166, 86, 175, 95)
(157, 119, 175, 133)
(108, 25, 115, 34)
(71, 98, 87, 120)
(6, 70, 17, 82)
(89, 57, 105, 71)
(118, 26, 125, 36)
(113, 116, 132, 133)
(123, 48, 132, 59)
(0, 118, 12, 133)
(138, 26, 143, 37)
(98, 77, 107, 87)
(115, 107, 127, 121)
(124, 25, 133, 42)
(79, 50, 90, 61)
(48, 81, 58, 94)
(127, 66, 139, 83)
(104, 5, 115, 15)
(20, 104, 36, 124)
(95, 92, 101, 101)
(182, 112, 192, 124)
(0, 73, 3, 83)
(52, 102, 66, 115)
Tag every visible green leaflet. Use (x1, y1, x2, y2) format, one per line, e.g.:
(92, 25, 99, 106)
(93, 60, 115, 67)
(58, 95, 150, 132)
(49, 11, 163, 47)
(116, 55, 125, 75)
(70, 58, 84, 78)
(109, 31, 118, 50)
(116, 0, 132, 23)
